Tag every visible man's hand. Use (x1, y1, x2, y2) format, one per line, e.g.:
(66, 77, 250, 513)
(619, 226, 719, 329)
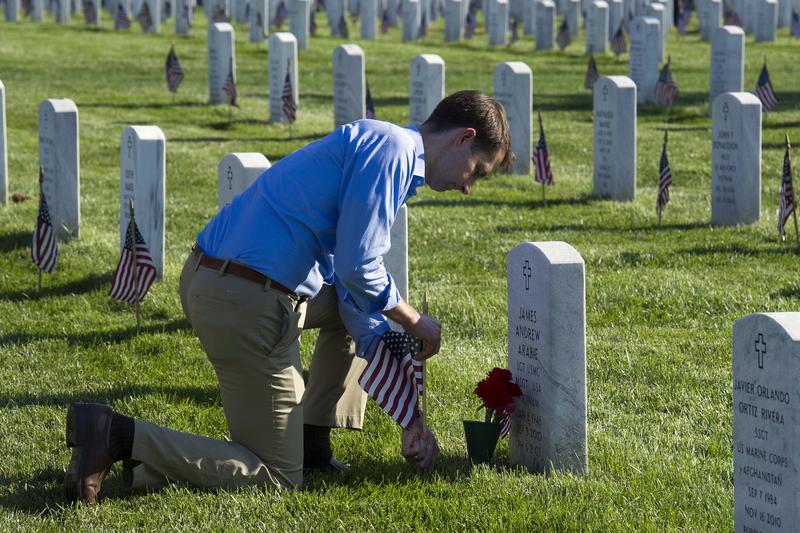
(401, 416, 440, 472)
(382, 299, 441, 360)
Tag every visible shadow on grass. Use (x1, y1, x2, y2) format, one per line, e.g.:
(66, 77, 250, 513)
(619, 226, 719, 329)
(0, 272, 114, 302)
(171, 133, 322, 143)
(77, 100, 207, 110)
(410, 195, 592, 209)
(0, 231, 31, 253)
(677, 243, 800, 256)
(0, 382, 217, 410)
(0, 318, 192, 348)
(0, 467, 68, 517)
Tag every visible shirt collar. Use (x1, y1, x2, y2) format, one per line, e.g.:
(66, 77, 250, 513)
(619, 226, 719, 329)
(404, 126, 426, 199)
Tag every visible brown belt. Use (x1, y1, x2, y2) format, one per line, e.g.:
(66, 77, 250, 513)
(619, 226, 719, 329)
(192, 246, 301, 300)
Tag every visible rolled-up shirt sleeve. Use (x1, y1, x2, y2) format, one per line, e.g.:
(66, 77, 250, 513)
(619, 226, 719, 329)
(333, 129, 415, 315)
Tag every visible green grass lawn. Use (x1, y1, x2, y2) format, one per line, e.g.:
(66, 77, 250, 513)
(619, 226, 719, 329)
(1, 11, 799, 531)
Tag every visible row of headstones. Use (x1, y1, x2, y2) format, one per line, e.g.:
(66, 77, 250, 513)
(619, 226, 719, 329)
(0, 92, 411, 299)
(506, 238, 800, 533)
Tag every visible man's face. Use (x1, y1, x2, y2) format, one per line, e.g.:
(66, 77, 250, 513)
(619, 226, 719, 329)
(427, 134, 504, 195)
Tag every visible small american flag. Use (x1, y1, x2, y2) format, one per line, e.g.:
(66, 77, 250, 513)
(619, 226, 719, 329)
(464, 6, 476, 39)
(83, 0, 97, 24)
(223, 60, 238, 107)
(499, 413, 511, 438)
(181, 1, 192, 28)
(677, 3, 691, 35)
(584, 55, 599, 90)
(380, 8, 390, 32)
(654, 60, 679, 108)
(778, 137, 796, 237)
(509, 18, 518, 44)
(724, 9, 741, 27)
(657, 132, 672, 216)
(281, 63, 297, 123)
(532, 113, 554, 186)
(136, 1, 152, 31)
(22, 0, 32, 17)
(109, 217, 157, 304)
(754, 61, 778, 112)
(556, 18, 571, 50)
(365, 83, 376, 119)
(162, 0, 171, 18)
(273, 0, 287, 27)
(419, 12, 427, 37)
(610, 23, 627, 56)
(358, 332, 424, 429)
(31, 169, 58, 275)
(165, 45, 184, 94)
(337, 13, 349, 37)
(792, 11, 800, 38)
(115, 2, 130, 29)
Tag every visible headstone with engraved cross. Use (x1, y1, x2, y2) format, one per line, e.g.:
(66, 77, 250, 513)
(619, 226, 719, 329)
(39, 99, 80, 241)
(409, 54, 444, 128)
(119, 126, 165, 279)
(733, 313, 800, 533)
(593, 76, 636, 201)
(217, 153, 271, 209)
(711, 92, 761, 226)
(208, 23, 236, 105)
(507, 241, 587, 475)
(494, 61, 532, 175)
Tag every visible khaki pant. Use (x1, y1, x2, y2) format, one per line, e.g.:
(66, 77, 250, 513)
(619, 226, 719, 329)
(127, 252, 367, 491)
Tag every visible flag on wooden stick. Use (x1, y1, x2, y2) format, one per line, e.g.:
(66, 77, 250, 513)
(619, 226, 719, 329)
(136, 1, 152, 31)
(365, 82, 376, 119)
(165, 45, 184, 94)
(556, 18, 571, 50)
(31, 167, 58, 275)
(584, 55, 599, 90)
(656, 130, 672, 223)
(610, 23, 627, 56)
(109, 205, 157, 305)
(223, 60, 238, 107)
(754, 60, 778, 112)
(532, 111, 554, 187)
(281, 61, 297, 123)
(115, 2, 130, 29)
(655, 58, 679, 108)
(778, 135, 797, 239)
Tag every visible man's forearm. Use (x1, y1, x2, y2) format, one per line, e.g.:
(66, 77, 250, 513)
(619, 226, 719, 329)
(382, 298, 420, 328)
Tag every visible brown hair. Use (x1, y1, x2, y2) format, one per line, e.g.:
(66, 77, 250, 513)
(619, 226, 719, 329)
(421, 90, 514, 173)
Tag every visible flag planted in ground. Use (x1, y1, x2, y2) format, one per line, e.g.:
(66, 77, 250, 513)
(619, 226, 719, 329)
(754, 61, 778, 112)
(610, 23, 626, 55)
(655, 60, 679, 108)
(724, 9, 741, 26)
(778, 137, 796, 237)
(792, 11, 800, 38)
(338, 13, 349, 37)
(115, 3, 130, 29)
(532, 113, 554, 186)
(31, 169, 58, 275)
(273, 0, 288, 27)
(584, 55, 599, 90)
(509, 18, 518, 43)
(464, 5, 476, 39)
(657, 132, 672, 217)
(223, 60, 238, 107)
(109, 217, 157, 304)
(380, 8, 390, 32)
(281, 63, 297, 123)
(365, 83, 376, 119)
(358, 332, 423, 429)
(165, 45, 184, 94)
(677, 3, 691, 35)
(556, 18, 570, 50)
(136, 1, 152, 31)
(83, 0, 97, 24)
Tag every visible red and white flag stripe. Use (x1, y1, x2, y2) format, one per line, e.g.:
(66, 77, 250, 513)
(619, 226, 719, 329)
(358, 339, 420, 429)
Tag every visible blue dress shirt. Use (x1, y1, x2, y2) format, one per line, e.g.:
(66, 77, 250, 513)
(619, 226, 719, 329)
(196, 119, 425, 315)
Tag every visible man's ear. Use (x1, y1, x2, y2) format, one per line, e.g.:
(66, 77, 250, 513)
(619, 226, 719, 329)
(456, 128, 477, 145)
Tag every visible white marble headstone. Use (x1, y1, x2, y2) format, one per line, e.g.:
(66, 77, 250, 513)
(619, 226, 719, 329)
(360, 0, 377, 38)
(290, 0, 310, 47)
(268, 33, 298, 123)
(755, 0, 778, 43)
(403, 0, 421, 41)
(711, 92, 761, 226)
(0, 81, 6, 207)
(586, 1, 609, 54)
(385, 204, 409, 311)
(208, 23, 236, 105)
(524, 0, 536, 34)
(709, 26, 744, 104)
(140, 0, 160, 32)
(333, 44, 365, 127)
(31, 0, 44, 20)
(646, 1, 666, 60)
(6, 0, 21, 21)
(494, 61, 532, 175)
(120, 126, 165, 279)
(487, 0, 509, 44)
(409, 54, 444, 127)
(217, 153, 271, 209)
(777, 0, 790, 27)
(734, 313, 800, 533)
(55, 0, 70, 22)
(593, 76, 636, 201)
(39, 99, 80, 241)
(507, 241, 587, 475)
(628, 16, 660, 103)
(564, 0, 579, 35)
(607, 0, 622, 35)
(249, 0, 268, 42)
(444, 0, 462, 40)
(326, 0, 345, 35)
(699, 0, 720, 41)
(175, 0, 192, 34)
(535, 0, 555, 50)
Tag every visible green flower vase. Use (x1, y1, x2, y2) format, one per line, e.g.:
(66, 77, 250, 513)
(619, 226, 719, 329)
(463, 420, 501, 464)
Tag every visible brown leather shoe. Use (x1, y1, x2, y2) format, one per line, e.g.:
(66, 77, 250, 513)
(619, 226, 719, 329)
(64, 403, 114, 505)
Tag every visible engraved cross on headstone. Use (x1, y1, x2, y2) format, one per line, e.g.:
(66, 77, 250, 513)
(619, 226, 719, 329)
(226, 166, 233, 190)
(723, 101, 729, 122)
(127, 135, 133, 159)
(755, 333, 766, 369)
(602, 83, 608, 103)
(522, 260, 532, 290)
